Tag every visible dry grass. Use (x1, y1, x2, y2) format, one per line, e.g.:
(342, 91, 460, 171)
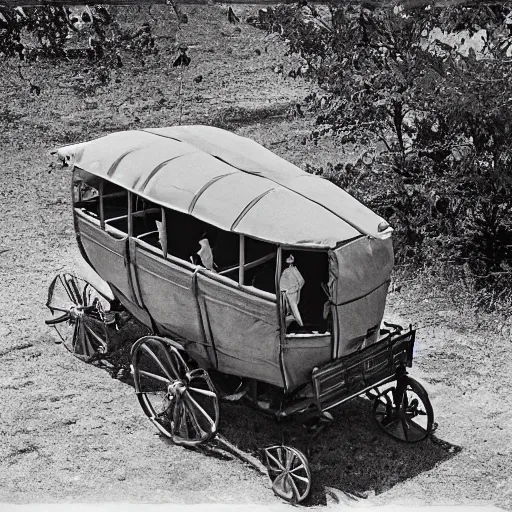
(1, 4, 511, 509)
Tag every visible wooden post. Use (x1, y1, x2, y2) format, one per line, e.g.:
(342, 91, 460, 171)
(127, 192, 133, 237)
(239, 234, 245, 286)
(161, 207, 168, 258)
(275, 245, 282, 298)
(99, 181, 105, 230)
(275, 245, 285, 335)
(214, 434, 267, 475)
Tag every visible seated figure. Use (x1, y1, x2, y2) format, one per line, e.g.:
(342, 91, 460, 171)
(279, 254, 305, 327)
(191, 235, 217, 272)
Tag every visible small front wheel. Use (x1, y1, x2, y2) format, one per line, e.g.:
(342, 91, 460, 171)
(373, 376, 434, 443)
(264, 445, 311, 503)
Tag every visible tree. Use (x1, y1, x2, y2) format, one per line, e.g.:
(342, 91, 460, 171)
(0, 5, 163, 93)
(273, 1, 512, 295)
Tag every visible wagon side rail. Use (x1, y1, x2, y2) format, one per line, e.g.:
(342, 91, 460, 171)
(312, 327, 415, 413)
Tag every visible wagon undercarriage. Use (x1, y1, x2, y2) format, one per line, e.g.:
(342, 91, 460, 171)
(46, 273, 434, 504)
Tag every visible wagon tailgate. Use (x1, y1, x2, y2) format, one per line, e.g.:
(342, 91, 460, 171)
(312, 329, 415, 412)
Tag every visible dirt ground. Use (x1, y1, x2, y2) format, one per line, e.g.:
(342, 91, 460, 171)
(1, 5, 511, 510)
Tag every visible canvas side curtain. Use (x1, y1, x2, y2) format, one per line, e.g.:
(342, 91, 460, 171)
(328, 236, 394, 359)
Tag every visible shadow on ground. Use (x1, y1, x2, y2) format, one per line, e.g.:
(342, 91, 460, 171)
(61, 316, 461, 508)
(218, 399, 461, 506)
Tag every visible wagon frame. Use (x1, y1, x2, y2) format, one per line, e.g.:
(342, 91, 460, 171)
(46, 126, 434, 503)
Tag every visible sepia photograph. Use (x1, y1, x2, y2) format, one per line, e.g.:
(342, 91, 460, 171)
(0, 1, 510, 511)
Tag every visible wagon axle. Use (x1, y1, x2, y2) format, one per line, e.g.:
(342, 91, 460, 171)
(167, 380, 187, 398)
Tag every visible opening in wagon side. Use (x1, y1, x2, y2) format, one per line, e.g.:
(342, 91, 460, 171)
(73, 169, 129, 229)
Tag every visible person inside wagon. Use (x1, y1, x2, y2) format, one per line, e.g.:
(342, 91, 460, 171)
(280, 254, 305, 328)
(190, 232, 217, 272)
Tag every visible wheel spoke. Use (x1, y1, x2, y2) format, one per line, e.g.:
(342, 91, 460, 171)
(138, 370, 172, 385)
(83, 326, 96, 358)
(173, 400, 188, 439)
(285, 449, 296, 471)
(141, 344, 176, 383)
(162, 347, 187, 380)
(176, 402, 193, 439)
(67, 275, 83, 306)
(75, 321, 85, 354)
(180, 406, 199, 440)
(183, 390, 216, 430)
(59, 275, 77, 304)
(272, 473, 293, 501)
(84, 323, 107, 351)
(290, 473, 310, 484)
(290, 463, 305, 474)
(266, 451, 286, 471)
(50, 305, 73, 314)
(69, 321, 80, 353)
(288, 474, 301, 502)
(277, 447, 285, 467)
(376, 396, 388, 406)
(183, 400, 209, 439)
(188, 387, 217, 398)
(405, 402, 427, 418)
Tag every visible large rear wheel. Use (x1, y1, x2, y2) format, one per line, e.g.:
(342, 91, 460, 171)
(264, 445, 312, 503)
(373, 376, 434, 443)
(131, 336, 219, 447)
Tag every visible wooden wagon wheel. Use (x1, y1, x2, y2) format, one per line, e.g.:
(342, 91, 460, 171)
(264, 445, 312, 503)
(131, 336, 219, 447)
(45, 273, 111, 360)
(373, 376, 434, 443)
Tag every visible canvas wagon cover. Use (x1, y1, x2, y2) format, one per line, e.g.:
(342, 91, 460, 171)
(56, 126, 391, 248)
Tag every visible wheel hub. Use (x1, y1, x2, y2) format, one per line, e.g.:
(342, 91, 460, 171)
(69, 305, 84, 321)
(168, 380, 186, 398)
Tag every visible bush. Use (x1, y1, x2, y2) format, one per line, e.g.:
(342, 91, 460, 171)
(272, 2, 512, 302)
(0, 5, 161, 92)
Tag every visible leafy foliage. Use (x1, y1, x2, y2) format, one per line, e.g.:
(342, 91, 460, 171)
(272, 1, 512, 300)
(0, 5, 160, 93)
